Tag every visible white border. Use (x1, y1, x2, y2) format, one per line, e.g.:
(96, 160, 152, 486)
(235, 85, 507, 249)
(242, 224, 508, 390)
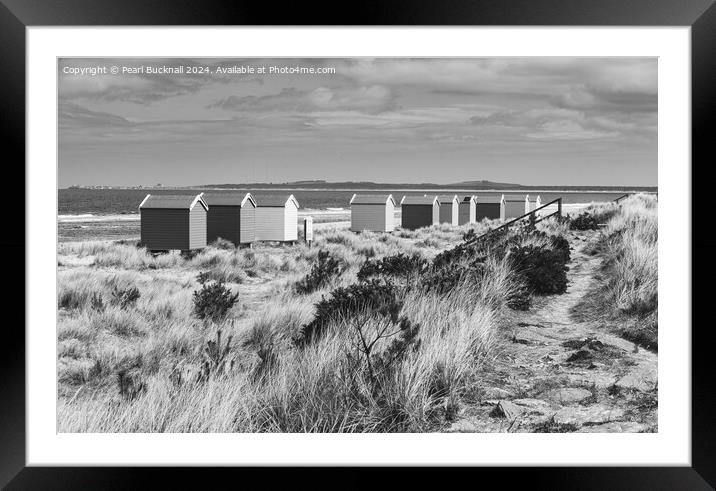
(28, 27, 690, 466)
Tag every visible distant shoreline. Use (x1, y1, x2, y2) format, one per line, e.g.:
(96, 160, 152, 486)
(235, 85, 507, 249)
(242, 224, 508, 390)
(188, 187, 657, 194)
(63, 187, 658, 193)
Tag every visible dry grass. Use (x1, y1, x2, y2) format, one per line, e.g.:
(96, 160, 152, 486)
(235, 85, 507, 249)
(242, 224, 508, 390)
(573, 194, 658, 349)
(56, 219, 543, 432)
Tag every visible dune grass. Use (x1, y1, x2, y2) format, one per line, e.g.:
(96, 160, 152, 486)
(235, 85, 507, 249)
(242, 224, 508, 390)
(573, 194, 658, 349)
(56, 215, 600, 432)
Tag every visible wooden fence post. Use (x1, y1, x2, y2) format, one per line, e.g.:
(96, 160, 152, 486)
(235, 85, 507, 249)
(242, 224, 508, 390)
(557, 198, 562, 218)
(304, 217, 313, 248)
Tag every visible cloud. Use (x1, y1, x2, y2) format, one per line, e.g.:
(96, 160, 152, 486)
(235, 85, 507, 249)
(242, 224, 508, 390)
(526, 120, 618, 140)
(59, 102, 132, 128)
(552, 87, 657, 113)
(209, 85, 397, 114)
(469, 106, 645, 141)
(333, 58, 656, 98)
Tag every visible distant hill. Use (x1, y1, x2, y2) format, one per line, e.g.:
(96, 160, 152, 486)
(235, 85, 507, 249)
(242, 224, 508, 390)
(449, 180, 522, 189)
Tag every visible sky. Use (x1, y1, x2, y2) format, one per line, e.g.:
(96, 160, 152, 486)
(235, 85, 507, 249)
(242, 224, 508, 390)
(58, 57, 657, 188)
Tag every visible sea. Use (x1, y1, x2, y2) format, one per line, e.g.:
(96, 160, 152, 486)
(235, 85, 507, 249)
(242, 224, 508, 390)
(58, 188, 654, 242)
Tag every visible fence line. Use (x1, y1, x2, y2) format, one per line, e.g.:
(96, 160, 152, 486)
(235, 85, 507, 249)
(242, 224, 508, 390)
(464, 197, 563, 247)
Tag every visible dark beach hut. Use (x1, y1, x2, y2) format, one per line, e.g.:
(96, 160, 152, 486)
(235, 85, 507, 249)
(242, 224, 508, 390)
(475, 195, 501, 221)
(438, 195, 459, 226)
(501, 194, 527, 221)
(203, 192, 257, 246)
(400, 195, 440, 230)
(139, 193, 208, 251)
(458, 195, 477, 225)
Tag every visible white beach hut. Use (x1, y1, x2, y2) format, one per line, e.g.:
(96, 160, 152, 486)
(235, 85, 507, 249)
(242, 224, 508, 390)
(526, 195, 541, 216)
(254, 194, 299, 242)
(349, 194, 396, 232)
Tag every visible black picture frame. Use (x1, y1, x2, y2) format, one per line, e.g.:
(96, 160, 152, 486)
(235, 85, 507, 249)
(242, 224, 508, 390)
(2, 0, 713, 487)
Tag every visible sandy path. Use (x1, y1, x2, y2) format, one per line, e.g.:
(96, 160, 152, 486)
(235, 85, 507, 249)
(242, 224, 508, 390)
(448, 230, 658, 433)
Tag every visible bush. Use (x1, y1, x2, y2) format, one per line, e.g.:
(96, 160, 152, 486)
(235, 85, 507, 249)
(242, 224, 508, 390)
(199, 328, 234, 381)
(432, 228, 509, 270)
(549, 234, 571, 264)
(295, 250, 344, 294)
(192, 281, 239, 324)
(297, 279, 400, 345)
(509, 245, 569, 294)
(345, 304, 421, 397)
(569, 212, 600, 231)
(110, 286, 141, 309)
(357, 252, 428, 283)
(507, 283, 532, 310)
(420, 260, 486, 295)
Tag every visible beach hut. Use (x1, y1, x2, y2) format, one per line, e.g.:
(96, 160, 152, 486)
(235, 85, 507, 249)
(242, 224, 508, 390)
(203, 192, 256, 247)
(349, 194, 396, 232)
(526, 195, 541, 215)
(438, 195, 459, 226)
(139, 193, 208, 251)
(475, 195, 501, 221)
(458, 195, 477, 225)
(500, 194, 527, 221)
(400, 195, 440, 230)
(255, 194, 299, 242)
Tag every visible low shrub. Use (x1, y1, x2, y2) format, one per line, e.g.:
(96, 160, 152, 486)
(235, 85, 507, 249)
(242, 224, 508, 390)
(344, 304, 421, 398)
(506, 283, 532, 310)
(198, 328, 234, 381)
(509, 244, 569, 294)
(420, 260, 486, 295)
(297, 279, 399, 345)
(357, 252, 428, 284)
(192, 281, 239, 324)
(110, 286, 141, 309)
(569, 212, 600, 231)
(295, 250, 344, 294)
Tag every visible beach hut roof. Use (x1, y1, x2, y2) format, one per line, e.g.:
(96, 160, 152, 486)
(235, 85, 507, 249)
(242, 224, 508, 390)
(350, 194, 396, 206)
(502, 194, 526, 202)
(460, 195, 477, 203)
(477, 195, 502, 204)
(438, 194, 459, 204)
(254, 194, 300, 208)
(139, 193, 208, 211)
(400, 195, 439, 205)
(202, 192, 256, 207)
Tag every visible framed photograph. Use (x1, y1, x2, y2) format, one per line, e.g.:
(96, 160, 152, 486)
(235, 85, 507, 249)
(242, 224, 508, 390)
(3, 0, 714, 485)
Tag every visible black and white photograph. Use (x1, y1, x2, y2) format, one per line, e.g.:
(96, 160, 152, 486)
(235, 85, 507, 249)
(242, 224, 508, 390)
(56, 56, 659, 434)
